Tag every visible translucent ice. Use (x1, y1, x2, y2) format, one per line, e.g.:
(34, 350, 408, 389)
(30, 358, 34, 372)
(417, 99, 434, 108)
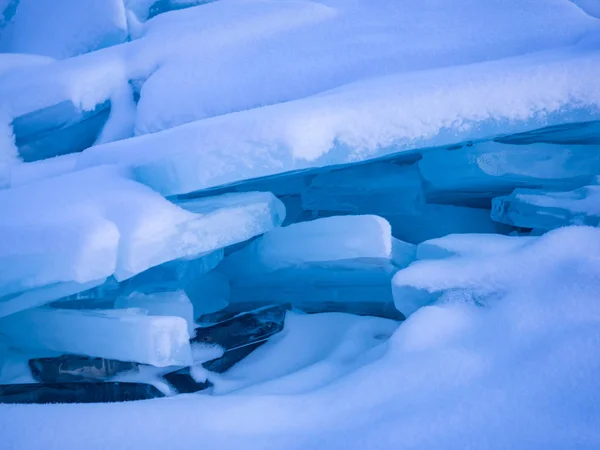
(419, 142, 600, 206)
(491, 185, 600, 230)
(301, 161, 424, 216)
(219, 215, 398, 279)
(0, 307, 192, 367)
(115, 290, 195, 335)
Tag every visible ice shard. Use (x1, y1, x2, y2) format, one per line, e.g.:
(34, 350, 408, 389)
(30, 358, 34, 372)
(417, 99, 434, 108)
(0, 307, 192, 367)
(491, 185, 600, 230)
(29, 355, 138, 383)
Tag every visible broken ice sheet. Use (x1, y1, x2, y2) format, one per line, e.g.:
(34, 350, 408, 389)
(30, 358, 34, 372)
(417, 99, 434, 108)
(491, 185, 600, 230)
(0, 307, 192, 367)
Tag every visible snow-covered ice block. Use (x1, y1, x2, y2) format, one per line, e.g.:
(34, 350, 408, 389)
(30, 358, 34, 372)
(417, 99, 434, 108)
(12, 100, 111, 162)
(301, 162, 424, 215)
(386, 203, 512, 244)
(419, 142, 600, 205)
(1, 0, 128, 59)
(0, 163, 9, 189)
(393, 226, 600, 317)
(0, 167, 284, 316)
(491, 186, 600, 230)
(219, 215, 397, 279)
(185, 271, 230, 319)
(115, 290, 195, 335)
(0, 53, 55, 78)
(0, 307, 192, 367)
(416, 234, 536, 260)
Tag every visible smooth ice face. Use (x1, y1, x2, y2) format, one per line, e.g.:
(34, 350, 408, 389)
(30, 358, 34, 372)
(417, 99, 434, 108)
(492, 185, 600, 230)
(115, 290, 195, 335)
(301, 162, 424, 215)
(0, 307, 192, 367)
(385, 203, 512, 244)
(185, 271, 230, 320)
(419, 142, 600, 206)
(416, 234, 536, 260)
(11, 100, 111, 162)
(218, 215, 395, 279)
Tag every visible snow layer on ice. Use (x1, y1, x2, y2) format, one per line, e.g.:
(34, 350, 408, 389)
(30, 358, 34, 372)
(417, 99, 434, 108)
(0, 167, 284, 315)
(416, 234, 536, 260)
(80, 42, 600, 195)
(2, 226, 600, 449)
(0, 0, 128, 59)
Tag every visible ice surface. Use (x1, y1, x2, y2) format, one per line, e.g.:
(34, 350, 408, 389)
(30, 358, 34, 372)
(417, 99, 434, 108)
(420, 142, 600, 206)
(115, 290, 195, 335)
(0, 307, 192, 366)
(185, 271, 230, 320)
(29, 355, 139, 383)
(219, 215, 396, 278)
(0, 0, 128, 59)
(301, 161, 424, 215)
(386, 203, 512, 244)
(492, 185, 600, 229)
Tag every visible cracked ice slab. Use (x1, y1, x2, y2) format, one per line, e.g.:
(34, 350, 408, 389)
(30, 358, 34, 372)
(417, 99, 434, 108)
(0, 307, 192, 367)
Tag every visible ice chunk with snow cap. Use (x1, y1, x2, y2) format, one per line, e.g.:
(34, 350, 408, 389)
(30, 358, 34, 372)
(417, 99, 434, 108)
(219, 216, 414, 317)
(0, 307, 192, 367)
(491, 185, 600, 230)
(219, 215, 400, 278)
